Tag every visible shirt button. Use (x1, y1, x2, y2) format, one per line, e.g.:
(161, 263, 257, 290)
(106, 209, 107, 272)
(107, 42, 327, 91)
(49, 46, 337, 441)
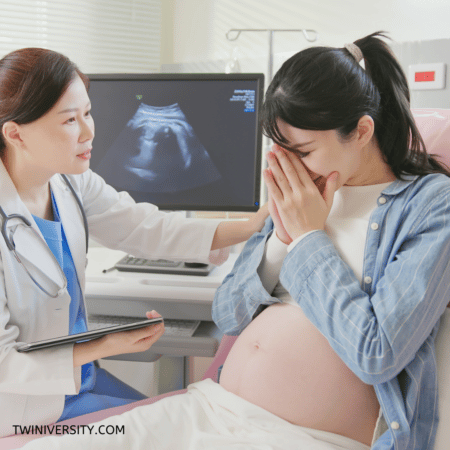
(364, 276, 372, 284)
(371, 223, 379, 231)
(391, 421, 400, 430)
(378, 197, 387, 204)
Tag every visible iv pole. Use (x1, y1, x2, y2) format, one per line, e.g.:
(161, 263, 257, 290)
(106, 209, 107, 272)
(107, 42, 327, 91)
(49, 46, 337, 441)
(225, 28, 318, 81)
(225, 29, 319, 204)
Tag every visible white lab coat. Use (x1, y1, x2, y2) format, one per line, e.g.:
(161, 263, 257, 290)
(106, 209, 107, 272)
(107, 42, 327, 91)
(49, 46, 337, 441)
(0, 160, 227, 437)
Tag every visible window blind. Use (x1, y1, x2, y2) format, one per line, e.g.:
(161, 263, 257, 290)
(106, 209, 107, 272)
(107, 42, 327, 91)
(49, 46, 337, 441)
(0, 0, 161, 73)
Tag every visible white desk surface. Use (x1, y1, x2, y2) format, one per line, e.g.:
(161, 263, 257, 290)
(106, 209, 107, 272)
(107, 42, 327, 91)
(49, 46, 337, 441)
(86, 247, 238, 304)
(85, 247, 238, 358)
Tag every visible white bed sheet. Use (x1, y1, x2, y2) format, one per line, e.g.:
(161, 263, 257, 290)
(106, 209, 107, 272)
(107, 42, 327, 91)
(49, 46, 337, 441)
(17, 308, 450, 450)
(20, 378, 369, 450)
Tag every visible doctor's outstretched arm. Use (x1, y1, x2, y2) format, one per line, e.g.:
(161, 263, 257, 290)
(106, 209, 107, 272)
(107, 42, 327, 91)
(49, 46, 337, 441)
(79, 170, 268, 262)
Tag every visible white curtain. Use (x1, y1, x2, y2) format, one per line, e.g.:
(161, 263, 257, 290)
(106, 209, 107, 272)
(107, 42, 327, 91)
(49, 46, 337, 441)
(0, 0, 161, 73)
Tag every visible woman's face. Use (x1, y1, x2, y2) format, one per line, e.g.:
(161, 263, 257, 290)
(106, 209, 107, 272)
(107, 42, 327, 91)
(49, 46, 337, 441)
(276, 119, 365, 188)
(16, 74, 94, 177)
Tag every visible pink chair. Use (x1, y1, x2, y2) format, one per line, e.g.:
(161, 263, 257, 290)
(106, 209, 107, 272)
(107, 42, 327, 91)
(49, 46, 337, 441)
(1, 108, 450, 450)
(412, 108, 450, 169)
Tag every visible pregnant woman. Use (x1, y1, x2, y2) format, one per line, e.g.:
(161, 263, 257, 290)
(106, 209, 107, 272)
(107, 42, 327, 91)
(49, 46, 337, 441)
(214, 31, 450, 450)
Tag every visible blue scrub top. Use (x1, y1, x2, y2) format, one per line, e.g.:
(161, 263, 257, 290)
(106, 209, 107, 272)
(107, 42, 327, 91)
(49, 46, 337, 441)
(33, 192, 146, 422)
(33, 194, 96, 396)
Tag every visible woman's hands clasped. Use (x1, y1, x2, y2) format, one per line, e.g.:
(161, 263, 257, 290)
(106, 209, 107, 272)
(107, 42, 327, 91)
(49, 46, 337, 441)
(263, 145, 339, 244)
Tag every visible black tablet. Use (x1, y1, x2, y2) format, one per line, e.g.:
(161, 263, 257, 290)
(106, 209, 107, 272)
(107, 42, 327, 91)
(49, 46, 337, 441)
(16, 317, 164, 353)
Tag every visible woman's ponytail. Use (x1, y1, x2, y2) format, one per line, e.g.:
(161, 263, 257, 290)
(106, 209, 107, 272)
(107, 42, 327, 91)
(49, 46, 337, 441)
(262, 31, 450, 179)
(355, 32, 448, 177)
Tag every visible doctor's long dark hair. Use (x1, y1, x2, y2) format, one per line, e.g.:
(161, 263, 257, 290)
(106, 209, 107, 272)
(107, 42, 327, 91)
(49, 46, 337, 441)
(261, 32, 450, 179)
(0, 48, 89, 158)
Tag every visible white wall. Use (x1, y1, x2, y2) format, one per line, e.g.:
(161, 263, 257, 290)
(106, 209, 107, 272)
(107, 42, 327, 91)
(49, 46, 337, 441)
(165, 0, 450, 68)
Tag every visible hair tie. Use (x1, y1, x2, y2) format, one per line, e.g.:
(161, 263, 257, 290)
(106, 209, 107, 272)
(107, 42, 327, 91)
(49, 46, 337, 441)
(344, 43, 364, 66)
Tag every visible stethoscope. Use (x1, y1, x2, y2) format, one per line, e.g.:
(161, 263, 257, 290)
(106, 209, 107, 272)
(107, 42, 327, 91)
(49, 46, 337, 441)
(0, 174, 89, 297)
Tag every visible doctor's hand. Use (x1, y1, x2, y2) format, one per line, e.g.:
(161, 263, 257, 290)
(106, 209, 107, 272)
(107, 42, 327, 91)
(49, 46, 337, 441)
(249, 203, 270, 233)
(73, 311, 165, 367)
(211, 204, 269, 251)
(263, 146, 339, 242)
(103, 310, 165, 355)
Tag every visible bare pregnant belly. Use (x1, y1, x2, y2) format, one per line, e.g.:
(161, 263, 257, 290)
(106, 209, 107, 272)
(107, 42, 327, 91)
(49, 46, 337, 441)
(219, 303, 379, 446)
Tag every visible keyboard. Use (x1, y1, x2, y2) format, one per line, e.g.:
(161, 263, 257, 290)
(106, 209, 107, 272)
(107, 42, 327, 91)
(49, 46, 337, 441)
(114, 255, 212, 276)
(88, 315, 201, 337)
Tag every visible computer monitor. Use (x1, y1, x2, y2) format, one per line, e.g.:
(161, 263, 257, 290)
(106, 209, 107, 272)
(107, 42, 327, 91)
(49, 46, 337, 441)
(87, 73, 264, 212)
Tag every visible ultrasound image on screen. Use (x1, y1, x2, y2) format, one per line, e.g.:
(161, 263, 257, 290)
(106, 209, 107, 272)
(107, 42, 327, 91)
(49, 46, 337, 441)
(88, 76, 262, 211)
(95, 103, 221, 193)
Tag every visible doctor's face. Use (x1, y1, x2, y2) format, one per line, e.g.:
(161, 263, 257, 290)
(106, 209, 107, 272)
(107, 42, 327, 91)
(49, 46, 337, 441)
(17, 74, 94, 177)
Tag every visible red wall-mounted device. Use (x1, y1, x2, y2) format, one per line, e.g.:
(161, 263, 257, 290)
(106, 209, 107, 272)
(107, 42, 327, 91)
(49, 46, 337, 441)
(409, 63, 446, 90)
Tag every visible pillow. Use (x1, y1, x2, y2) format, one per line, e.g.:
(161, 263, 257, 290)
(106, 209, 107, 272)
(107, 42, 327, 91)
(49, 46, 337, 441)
(412, 108, 450, 168)
(434, 308, 450, 449)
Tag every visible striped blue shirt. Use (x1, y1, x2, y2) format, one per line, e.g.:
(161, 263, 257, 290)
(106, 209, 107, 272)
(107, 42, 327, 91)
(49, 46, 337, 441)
(212, 173, 450, 450)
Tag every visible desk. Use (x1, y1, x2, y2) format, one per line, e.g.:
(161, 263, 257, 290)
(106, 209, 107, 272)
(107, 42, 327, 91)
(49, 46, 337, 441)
(85, 247, 237, 387)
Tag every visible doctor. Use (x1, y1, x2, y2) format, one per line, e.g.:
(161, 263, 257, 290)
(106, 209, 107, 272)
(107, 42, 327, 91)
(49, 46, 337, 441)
(0, 47, 268, 437)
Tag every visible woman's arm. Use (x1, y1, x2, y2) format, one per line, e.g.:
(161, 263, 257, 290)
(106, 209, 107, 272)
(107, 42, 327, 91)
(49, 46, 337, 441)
(212, 147, 335, 334)
(212, 216, 280, 335)
(279, 182, 450, 385)
(261, 147, 450, 384)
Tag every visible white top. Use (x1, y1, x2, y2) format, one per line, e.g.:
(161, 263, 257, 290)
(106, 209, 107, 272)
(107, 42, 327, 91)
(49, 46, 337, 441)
(258, 182, 392, 305)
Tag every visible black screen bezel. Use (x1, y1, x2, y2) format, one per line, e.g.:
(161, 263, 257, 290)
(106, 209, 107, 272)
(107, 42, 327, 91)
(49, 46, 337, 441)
(86, 72, 264, 212)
